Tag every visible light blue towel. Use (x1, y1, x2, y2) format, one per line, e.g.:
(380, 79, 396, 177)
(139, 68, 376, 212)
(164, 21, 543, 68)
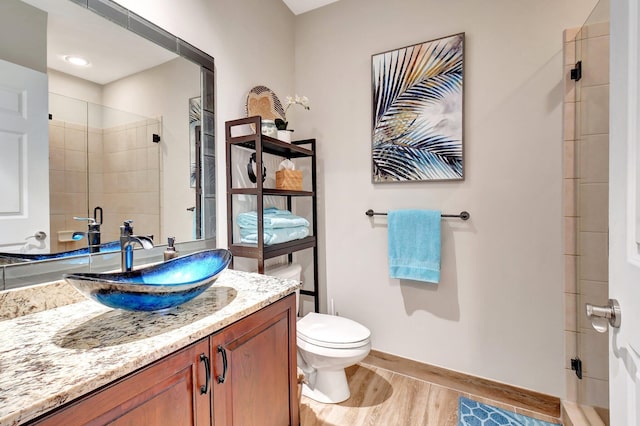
(388, 209, 441, 283)
(237, 207, 310, 229)
(240, 226, 309, 245)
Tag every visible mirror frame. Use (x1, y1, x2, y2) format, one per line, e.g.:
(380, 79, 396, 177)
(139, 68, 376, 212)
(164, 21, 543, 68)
(69, 0, 214, 71)
(0, 0, 216, 291)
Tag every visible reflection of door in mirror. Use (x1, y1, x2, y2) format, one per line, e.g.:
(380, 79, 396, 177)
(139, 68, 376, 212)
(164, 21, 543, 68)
(0, 59, 50, 254)
(48, 93, 160, 253)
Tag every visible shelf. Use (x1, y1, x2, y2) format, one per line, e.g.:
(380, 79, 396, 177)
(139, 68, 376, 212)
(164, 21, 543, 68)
(228, 134, 314, 158)
(263, 188, 313, 196)
(226, 115, 319, 313)
(228, 188, 314, 197)
(229, 236, 316, 260)
(225, 117, 315, 158)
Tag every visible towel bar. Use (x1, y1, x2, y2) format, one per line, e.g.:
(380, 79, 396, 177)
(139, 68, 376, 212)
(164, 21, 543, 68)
(365, 209, 470, 220)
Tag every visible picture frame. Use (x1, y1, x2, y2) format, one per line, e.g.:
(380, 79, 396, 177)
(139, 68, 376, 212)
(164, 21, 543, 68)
(371, 33, 464, 183)
(189, 96, 201, 188)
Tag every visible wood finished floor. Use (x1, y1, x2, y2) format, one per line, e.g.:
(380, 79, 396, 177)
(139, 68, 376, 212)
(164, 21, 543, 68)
(300, 362, 563, 426)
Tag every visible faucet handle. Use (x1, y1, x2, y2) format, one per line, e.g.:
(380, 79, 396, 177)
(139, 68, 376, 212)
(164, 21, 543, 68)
(74, 217, 97, 225)
(93, 206, 103, 225)
(120, 220, 134, 237)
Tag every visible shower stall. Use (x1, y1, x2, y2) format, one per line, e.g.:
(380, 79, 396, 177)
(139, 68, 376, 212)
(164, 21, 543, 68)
(48, 93, 161, 253)
(563, 0, 610, 424)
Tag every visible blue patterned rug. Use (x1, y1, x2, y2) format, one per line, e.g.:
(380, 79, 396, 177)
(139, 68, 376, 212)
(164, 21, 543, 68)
(458, 396, 560, 426)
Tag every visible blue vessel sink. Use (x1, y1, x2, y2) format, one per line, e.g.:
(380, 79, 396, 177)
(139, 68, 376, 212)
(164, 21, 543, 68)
(64, 249, 232, 312)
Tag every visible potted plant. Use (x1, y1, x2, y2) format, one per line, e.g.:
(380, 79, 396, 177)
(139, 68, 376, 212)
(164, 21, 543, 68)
(275, 95, 310, 142)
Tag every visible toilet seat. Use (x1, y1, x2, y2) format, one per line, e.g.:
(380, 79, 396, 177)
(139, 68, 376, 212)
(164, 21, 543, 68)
(297, 312, 370, 349)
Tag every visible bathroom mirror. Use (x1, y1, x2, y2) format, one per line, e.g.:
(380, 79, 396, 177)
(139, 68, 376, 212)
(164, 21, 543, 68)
(0, 0, 215, 288)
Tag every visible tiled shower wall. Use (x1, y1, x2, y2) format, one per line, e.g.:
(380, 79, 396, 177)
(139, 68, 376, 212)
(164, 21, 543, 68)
(96, 120, 160, 243)
(563, 22, 610, 411)
(49, 119, 160, 250)
(49, 119, 89, 254)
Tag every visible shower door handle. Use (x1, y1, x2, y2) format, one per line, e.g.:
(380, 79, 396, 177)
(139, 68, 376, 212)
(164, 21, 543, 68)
(585, 299, 621, 333)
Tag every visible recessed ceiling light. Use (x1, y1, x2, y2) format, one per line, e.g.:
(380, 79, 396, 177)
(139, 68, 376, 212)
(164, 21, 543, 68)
(64, 55, 90, 66)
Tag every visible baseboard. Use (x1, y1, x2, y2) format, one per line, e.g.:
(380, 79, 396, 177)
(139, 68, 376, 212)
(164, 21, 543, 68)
(362, 349, 561, 419)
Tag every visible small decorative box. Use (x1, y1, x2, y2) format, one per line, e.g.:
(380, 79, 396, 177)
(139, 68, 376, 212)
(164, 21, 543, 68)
(276, 170, 303, 190)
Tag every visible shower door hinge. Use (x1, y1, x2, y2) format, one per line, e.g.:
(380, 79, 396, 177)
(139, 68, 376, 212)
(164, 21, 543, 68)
(570, 61, 582, 81)
(571, 357, 583, 379)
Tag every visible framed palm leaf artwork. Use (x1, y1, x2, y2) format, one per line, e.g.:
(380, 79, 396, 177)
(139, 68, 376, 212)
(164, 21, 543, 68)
(189, 96, 201, 188)
(372, 33, 464, 182)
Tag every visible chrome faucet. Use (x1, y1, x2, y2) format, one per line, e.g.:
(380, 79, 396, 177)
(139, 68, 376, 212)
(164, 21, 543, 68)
(74, 217, 101, 253)
(119, 220, 154, 272)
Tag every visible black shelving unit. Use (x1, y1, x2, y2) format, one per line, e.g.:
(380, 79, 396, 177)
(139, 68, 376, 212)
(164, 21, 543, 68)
(225, 116, 319, 313)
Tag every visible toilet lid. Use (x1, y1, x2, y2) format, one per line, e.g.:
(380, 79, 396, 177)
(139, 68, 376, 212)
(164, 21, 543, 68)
(297, 312, 371, 348)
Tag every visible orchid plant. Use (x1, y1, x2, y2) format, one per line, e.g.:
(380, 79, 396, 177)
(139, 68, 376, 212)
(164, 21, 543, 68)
(275, 95, 310, 130)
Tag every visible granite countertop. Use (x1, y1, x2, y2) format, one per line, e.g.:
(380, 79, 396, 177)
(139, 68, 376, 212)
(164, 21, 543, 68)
(0, 269, 300, 426)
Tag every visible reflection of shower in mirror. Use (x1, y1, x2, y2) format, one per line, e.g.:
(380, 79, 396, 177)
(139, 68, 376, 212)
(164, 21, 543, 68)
(48, 93, 161, 255)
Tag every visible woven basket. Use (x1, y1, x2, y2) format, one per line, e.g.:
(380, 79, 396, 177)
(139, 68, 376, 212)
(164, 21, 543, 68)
(276, 170, 302, 190)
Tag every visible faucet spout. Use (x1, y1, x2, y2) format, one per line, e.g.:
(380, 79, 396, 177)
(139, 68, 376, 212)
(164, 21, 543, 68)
(126, 235, 154, 250)
(119, 221, 154, 272)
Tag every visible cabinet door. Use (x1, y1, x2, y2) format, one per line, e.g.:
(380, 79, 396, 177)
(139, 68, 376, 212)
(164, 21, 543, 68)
(32, 339, 211, 426)
(211, 294, 298, 426)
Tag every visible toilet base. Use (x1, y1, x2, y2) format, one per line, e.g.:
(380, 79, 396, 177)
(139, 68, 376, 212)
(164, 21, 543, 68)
(302, 369, 350, 404)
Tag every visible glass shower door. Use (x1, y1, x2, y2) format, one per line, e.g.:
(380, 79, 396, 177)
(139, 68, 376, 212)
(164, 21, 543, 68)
(48, 93, 89, 254)
(87, 101, 161, 244)
(572, 0, 610, 423)
(48, 93, 161, 253)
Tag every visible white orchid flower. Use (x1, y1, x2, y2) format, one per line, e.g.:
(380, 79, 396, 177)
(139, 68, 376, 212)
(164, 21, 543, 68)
(283, 94, 311, 118)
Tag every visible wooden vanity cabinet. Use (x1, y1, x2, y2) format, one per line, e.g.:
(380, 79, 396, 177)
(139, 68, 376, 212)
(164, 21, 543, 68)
(32, 339, 211, 426)
(28, 294, 298, 426)
(211, 293, 298, 426)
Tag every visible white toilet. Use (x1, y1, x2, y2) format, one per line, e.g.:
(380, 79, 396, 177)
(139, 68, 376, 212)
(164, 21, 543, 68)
(266, 263, 371, 404)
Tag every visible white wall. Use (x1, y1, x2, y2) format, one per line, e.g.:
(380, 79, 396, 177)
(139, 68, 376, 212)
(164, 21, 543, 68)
(292, 0, 597, 397)
(48, 68, 102, 106)
(0, 0, 46, 73)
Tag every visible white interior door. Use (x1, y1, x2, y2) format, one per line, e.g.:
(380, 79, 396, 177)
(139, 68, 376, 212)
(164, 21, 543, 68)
(609, 1, 640, 424)
(0, 59, 49, 253)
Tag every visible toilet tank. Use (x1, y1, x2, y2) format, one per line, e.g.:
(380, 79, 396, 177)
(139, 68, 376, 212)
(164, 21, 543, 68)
(266, 263, 302, 281)
(265, 263, 302, 315)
